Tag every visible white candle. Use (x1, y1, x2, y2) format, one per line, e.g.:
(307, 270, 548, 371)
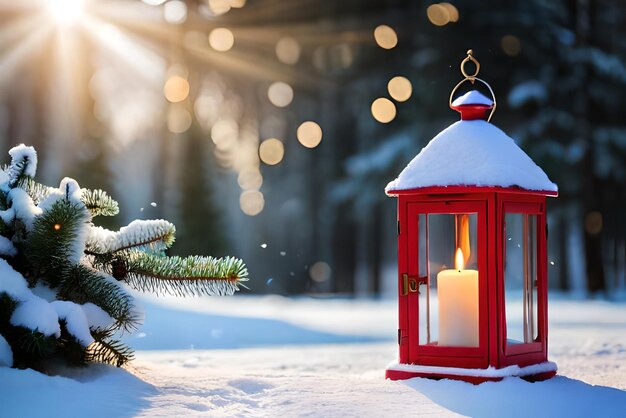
(437, 249, 479, 347)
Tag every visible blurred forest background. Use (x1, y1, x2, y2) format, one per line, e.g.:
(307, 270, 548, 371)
(0, 0, 624, 297)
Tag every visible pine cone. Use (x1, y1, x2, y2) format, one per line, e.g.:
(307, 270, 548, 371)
(111, 258, 127, 281)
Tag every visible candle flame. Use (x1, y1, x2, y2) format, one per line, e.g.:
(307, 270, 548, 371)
(457, 214, 471, 265)
(455, 248, 464, 271)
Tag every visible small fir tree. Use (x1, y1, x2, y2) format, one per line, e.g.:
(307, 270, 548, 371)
(0, 145, 247, 372)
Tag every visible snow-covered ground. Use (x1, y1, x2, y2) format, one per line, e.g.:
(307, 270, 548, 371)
(2, 294, 626, 417)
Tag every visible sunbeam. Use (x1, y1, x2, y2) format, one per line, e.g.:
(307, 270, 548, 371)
(0, 0, 339, 217)
(46, 0, 86, 26)
(0, 21, 52, 86)
(82, 16, 166, 87)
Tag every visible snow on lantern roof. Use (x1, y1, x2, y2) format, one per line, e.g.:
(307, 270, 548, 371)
(451, 90, 493, 107)
(385, 118, 558, 195)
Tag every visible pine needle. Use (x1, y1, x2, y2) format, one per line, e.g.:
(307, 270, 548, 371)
(118, 251, 248, 297)
(80, 188, 119, 217)
(15, 176, 56, 205)
(86, 332, 134, 367)
(25, 199, 90, 285)
(7, 161, 32, 188)
(58, 265, 141, 333)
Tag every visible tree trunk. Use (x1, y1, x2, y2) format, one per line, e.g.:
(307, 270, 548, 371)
(574, 0, 606, 294)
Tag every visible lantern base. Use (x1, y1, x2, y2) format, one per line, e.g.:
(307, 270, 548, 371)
(385, 360, 557, 384)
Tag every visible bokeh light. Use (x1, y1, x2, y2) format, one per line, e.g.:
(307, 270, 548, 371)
(163, 76, 190, 103)
(426, 3, 459, 26)
(163, 0, 187, 24)
(373, 25, 398, 49)
(229, 0, 246, 8)
(259, 138, 285, 165)
(240, 190, 264, 216)
(237, 168, 263, 190)
(387, 76, 412, 102)
(441, 3, 459, 22)
(426, 4, 449, 26)
(167, 107, 192, 133)
(309, 261, 331, 282)
(297, 121, 323, 148)
(209, 28, 235, 52)
(275, 37, 301, 65)
(371, 98, 396, 123)
(211, 119, 238, 152)
(501, 35, 521, 56)
(208, 0, 231, 15)
(267, 82, 294, 108)
(585, 211, 603, 235)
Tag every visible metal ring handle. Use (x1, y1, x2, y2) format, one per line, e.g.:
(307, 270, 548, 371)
(460, 49, 480, 79)
(448, 77, 497, 122)
(449, 50, 497, 122)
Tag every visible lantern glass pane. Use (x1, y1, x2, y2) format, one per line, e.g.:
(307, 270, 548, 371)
(418, 284, 430, 345)
(418, 213, 479, 347)
(504, 213, 539, 344)
(418, 214, 427, 278)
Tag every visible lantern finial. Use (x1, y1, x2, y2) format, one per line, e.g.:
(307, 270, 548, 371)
(449, 50, 497, 122)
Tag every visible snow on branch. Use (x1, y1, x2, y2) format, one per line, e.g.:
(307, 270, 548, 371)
(10, 297, 61, 338)
(0, 236, 17, 257)
(50, 301, 94, 347)
(8, 188, 43, 232)
(12, 177, 56, 205)
(81, 302, 115, 331)
(86, 220, 176, 255)
(0, 334, 12, 367)
(7, 144, 37, 186)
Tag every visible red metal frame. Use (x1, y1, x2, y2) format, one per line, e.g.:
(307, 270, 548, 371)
(406, 200, 488, 368)
(390, 186, 556, 382)
(496, 195, 549, 368)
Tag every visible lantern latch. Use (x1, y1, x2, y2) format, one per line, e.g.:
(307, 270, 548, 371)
(402, 273, 423, 295)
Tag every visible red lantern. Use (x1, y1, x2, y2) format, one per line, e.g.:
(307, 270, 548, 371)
(385, 51, 558, 384)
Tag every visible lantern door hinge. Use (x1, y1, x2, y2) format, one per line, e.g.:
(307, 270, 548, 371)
(402, 273, 423, 295)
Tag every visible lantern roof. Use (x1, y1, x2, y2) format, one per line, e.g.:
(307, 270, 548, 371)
(385, 116, 558, 195)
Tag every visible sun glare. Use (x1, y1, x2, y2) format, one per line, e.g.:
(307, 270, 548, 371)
(47, 0, 86, 26)
(8, 0, 301, 219)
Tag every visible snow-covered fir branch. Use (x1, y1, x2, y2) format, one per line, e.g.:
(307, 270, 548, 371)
(80, 189, 119, 217)
(118, 252, 247, 297)
(0, 144, 247, 371)
(86, 219, 176, 255)
(6, 144, 37, 186)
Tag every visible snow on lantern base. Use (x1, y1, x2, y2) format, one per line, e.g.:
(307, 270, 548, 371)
(385, 361, 557, 384)
(385, 51, 558, 384)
